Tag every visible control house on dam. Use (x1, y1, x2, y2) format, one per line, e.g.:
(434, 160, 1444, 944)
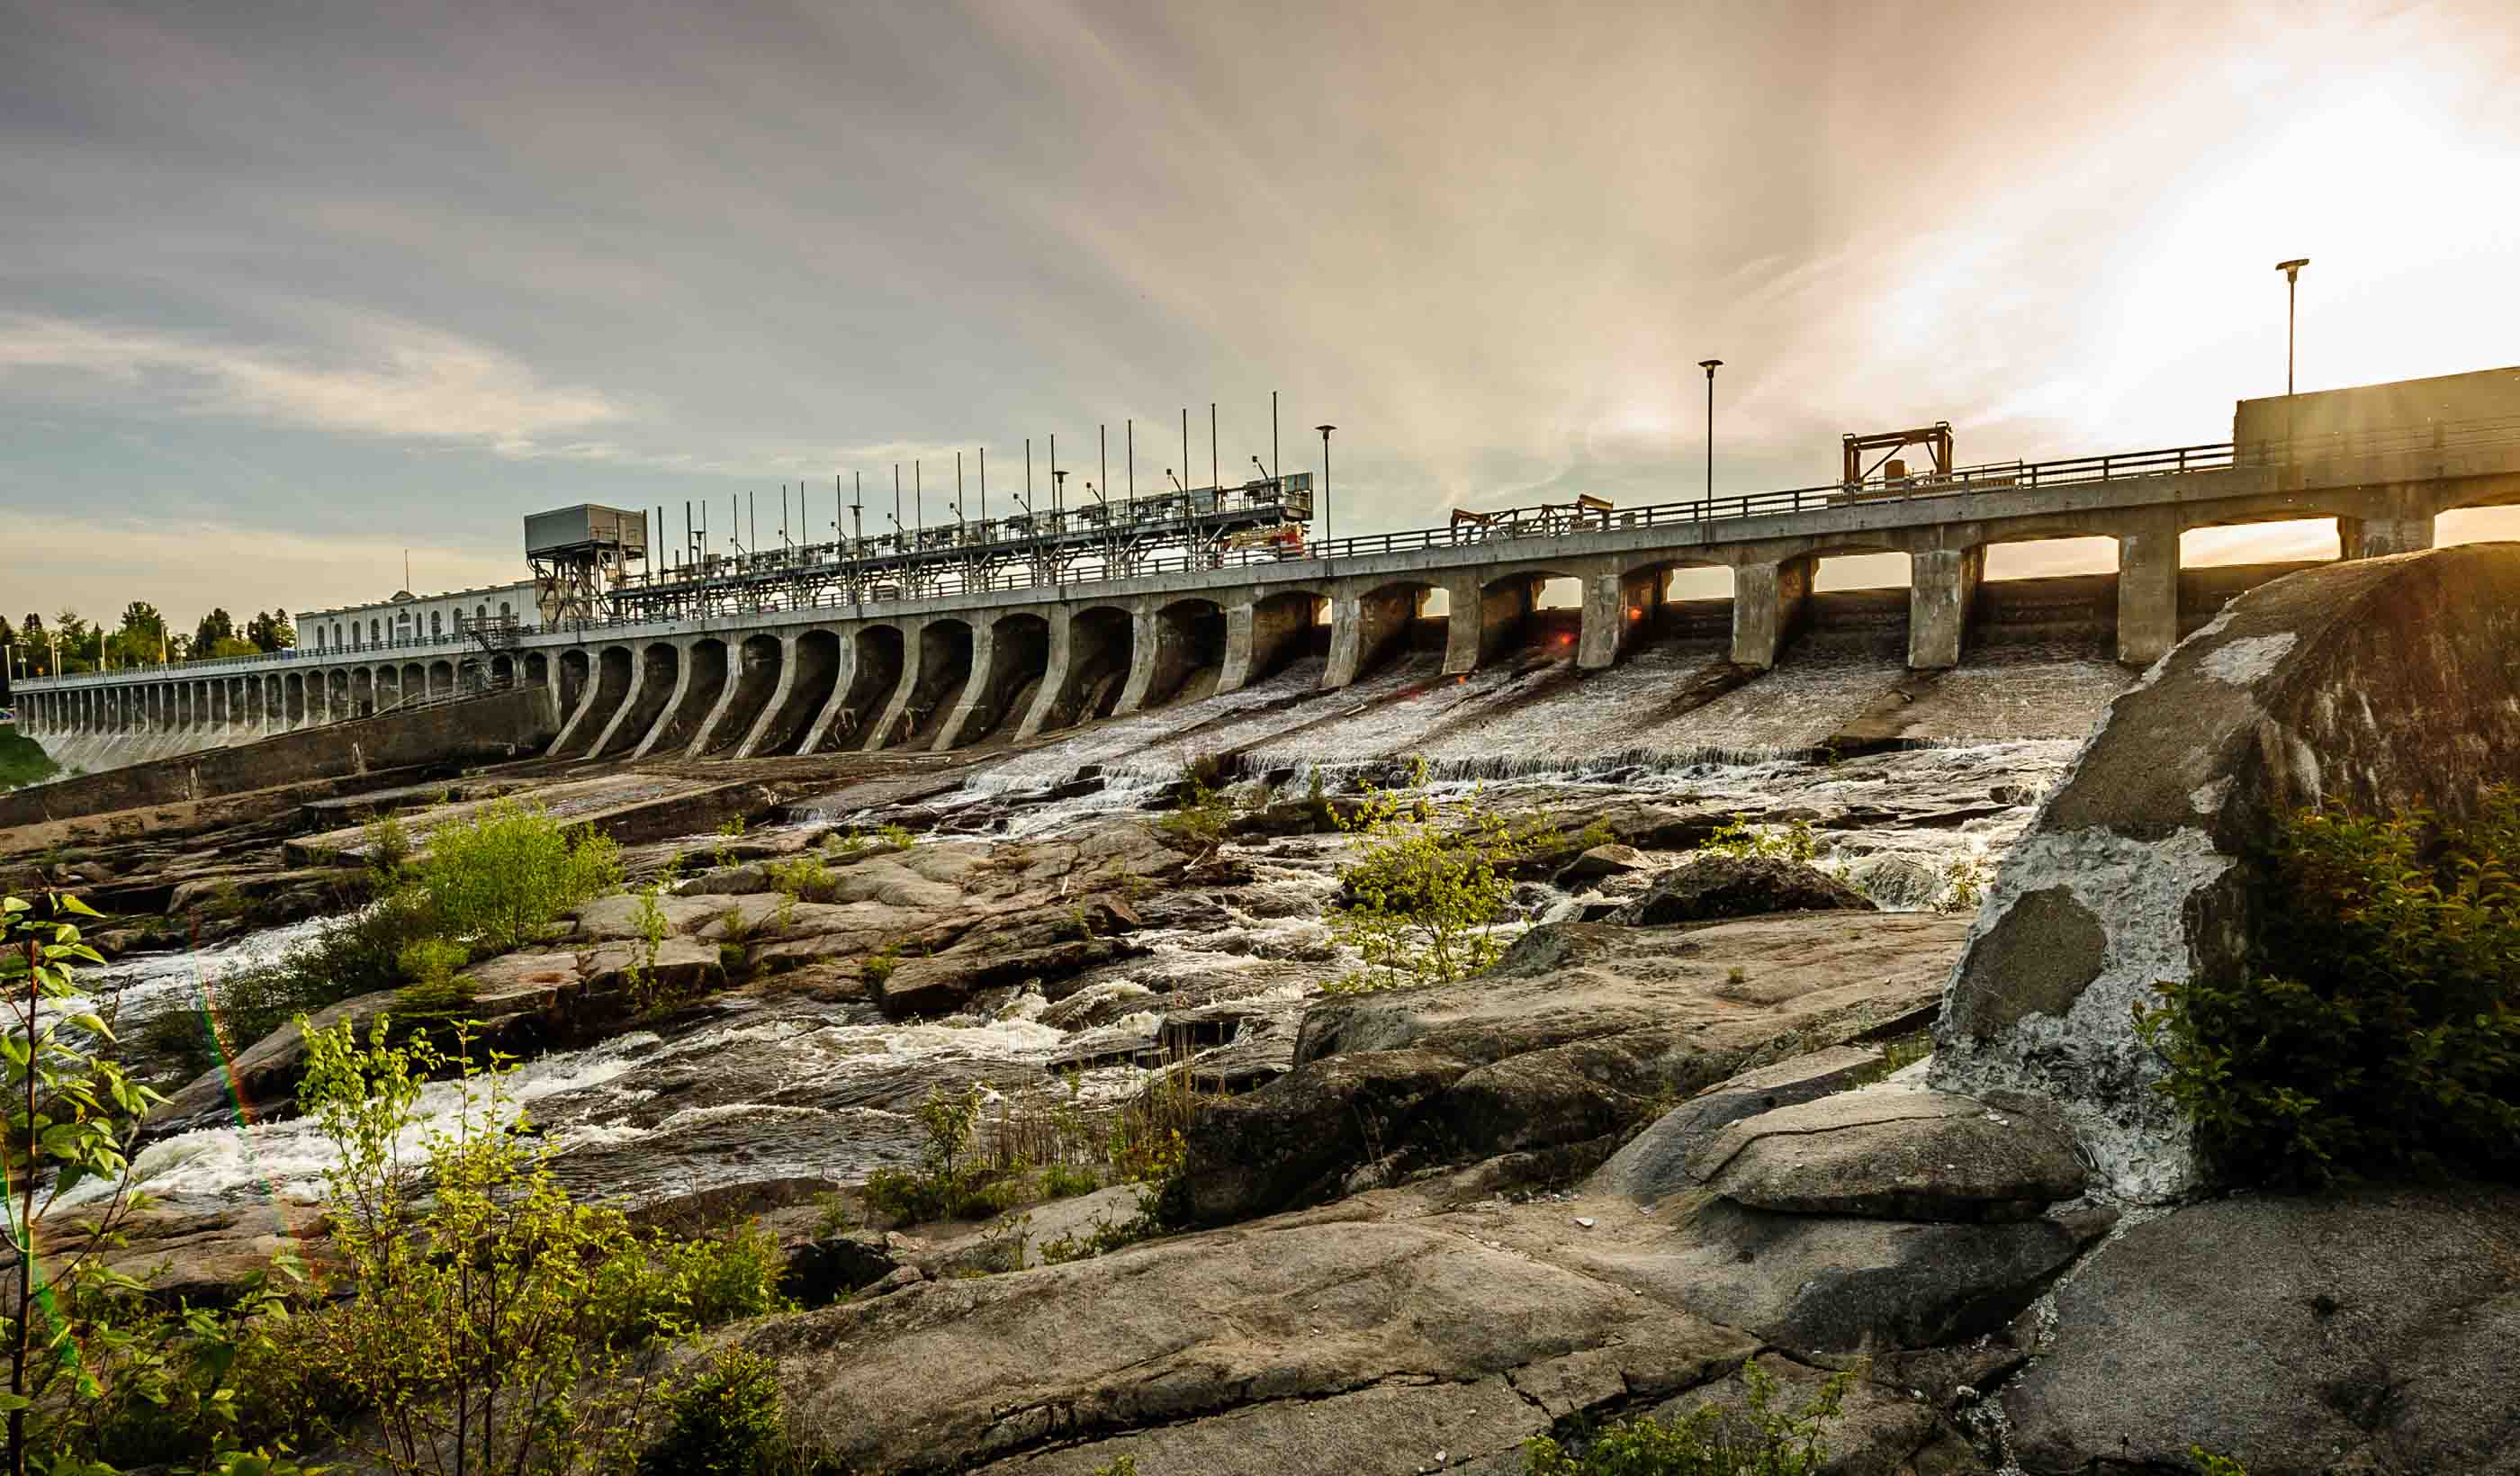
(15, 366, 2520, 773)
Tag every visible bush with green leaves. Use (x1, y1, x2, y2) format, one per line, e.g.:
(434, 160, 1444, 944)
(2136, 789, 2520, 1188)
(280, 1013, 784, 1473)
(1327, 785, 1565, 993)
(1696, 814, 1819, 864)
(1523, 1358, 1852, 1475)
(409, 797, 623, 952)
(3, 893, 320, 1476)
(639, 1346, 796, 1476)
(1155, 759, 1236, 853)
(863, 1084, 1026, 1225)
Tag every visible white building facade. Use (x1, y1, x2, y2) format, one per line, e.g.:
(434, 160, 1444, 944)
(302, 580, 544, 654)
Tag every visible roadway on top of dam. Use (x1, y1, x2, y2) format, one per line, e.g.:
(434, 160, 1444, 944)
(23, 410, 2520, 693)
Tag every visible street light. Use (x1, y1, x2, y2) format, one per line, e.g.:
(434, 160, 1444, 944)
(1315, 425, 1336, 553)
(2275, 258, 2309, 396)
(1697, 360, 1723, 501)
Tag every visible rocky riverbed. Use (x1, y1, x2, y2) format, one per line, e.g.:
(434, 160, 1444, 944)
(16, 552, 2520, 1476)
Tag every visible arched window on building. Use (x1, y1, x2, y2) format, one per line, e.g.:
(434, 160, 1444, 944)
(499, 601, 512, 619)
(335, 624, 345, 649)
(314, 627, 326, 651)
(431, 611, 444, 639)
(370, 619, 381, 644)
(476, 603, 488, 625)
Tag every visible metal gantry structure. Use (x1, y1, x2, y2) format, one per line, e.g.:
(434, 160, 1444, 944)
(607, 472, 1315, 622)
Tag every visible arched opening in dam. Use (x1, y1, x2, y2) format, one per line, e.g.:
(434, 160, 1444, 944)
(427, 660, 455, 698)
(595, 644, 680, 757)
(1030, 606, 1133, 736)
(824, 623, 904, 752)
(1237, 590, 1328, 688)
(647, 638, 726, 756)
(556, 650, 590, 717)
(942, 612, 1048, 749)
(556, 646, 633, 758)
(749, 628, 842, 756)
(1331, 581, 1436, 688)
(1143, 598, 1227, 708)
(898, 618, 976, 748)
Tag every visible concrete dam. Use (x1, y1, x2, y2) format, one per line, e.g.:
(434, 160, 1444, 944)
(15, 366, 2520, 777)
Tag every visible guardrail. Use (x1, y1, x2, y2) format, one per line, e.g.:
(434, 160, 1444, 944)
(24, 411, 2520, 688)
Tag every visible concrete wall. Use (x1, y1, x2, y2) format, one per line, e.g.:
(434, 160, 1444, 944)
(0, 685, 562, 829)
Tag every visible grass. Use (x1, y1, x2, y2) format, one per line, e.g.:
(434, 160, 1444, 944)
(0, 728, 62, 790)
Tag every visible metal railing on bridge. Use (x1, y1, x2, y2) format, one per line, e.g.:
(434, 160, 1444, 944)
(26, 410, 2520, 683)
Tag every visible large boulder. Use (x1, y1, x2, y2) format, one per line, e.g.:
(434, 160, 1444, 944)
(1588, 1045, 1885, 1209)
(1932, 546, 2520, 1200)
(1588, 1196, 2111, 1358)
(1684, 1084, 2086, 1222)
(1185, 914, 1967, 1225)
(2006, 1184, 2520, 1474)
(1607, 855, 1872, 926)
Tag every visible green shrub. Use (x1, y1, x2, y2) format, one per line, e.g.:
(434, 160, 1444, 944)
(640, 1346, 794, 1476)
(287, 1015, 730, 1472)
(764, 854, 833, 900)
(875, 822, 917, 850)
(364, 811, 415, 873)
(2192, 1453, 2251, 1476)
(1041, 1162, 1100, 1199)
(1327, 787, 1563, 993)
(1523, 1357, 1852, 1475)
(863, 1084, 1027, 1225)
(1156, 764, 1236, 852)
(1696, 814, 1819, 863)
(861, 942, 901, 989)
(2136, 789, 2520, 1188)
(0, 727, 61, 789)
(410, 798, 622, 952)
(1093, 1457, 1139, 1476)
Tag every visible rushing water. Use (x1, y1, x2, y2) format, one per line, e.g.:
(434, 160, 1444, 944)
(94, 628, 2116, 1210)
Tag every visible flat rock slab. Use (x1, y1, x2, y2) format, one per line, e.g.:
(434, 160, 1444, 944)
(744, 1210, 1758, 1475)
(1588, 1045, 1885, 1208)
(2006, 1183, 2520, 1474)
(1685, 1084, 2086, 1222)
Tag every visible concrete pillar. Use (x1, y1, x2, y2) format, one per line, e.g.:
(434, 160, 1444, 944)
(934, 621, 998, 751)
(1218, 594, 1316, 695)
(2115, 514, 2181, 668)
(1013, 616, 1075, 741)
(804, 633, 865, 752)
(1112, 607, 1162, 716)
(1730, 555, 1814, 669)
(1907, 546, 1984, 670)
(1323, 583, 1423, 689)
(2338, 486, 2436, 560)
(1444, 572, 1534, 676)
(860, 619, 925, 752)
(1577, 562, 1664, 670)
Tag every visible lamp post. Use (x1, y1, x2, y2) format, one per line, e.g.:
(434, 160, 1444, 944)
(1315, 424, 1336, 554)
(1696, 360, 1723, 501)
(2275, 258, 2309, 396)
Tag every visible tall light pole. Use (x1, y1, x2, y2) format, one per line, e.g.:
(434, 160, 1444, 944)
(1315, 424, 1336, 554)
(1697, 360, 1723, 501)
(2275, 258, 2309, 396)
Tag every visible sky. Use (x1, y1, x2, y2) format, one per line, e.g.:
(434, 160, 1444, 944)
(5, 0, 2519, 629)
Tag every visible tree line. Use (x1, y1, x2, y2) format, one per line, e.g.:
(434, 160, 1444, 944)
(2, 604, 296, 688)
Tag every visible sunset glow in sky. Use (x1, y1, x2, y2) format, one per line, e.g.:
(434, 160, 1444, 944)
(4, 0, 2518, 619)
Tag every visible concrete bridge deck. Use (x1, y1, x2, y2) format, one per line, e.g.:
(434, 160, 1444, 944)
(19, 389, 2520, 770)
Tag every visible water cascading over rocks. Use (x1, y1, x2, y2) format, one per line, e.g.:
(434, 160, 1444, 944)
(1930, 544, 2520, 1201)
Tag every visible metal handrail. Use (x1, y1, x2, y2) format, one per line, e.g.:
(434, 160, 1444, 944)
(24, 411, 2520, 689)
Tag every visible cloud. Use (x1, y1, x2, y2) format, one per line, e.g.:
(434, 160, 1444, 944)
(0, 311, 623, 449)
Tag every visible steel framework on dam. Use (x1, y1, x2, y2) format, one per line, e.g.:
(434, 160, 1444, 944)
(22, 364, 2520, 770)
(608, 472, 1318, 623)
